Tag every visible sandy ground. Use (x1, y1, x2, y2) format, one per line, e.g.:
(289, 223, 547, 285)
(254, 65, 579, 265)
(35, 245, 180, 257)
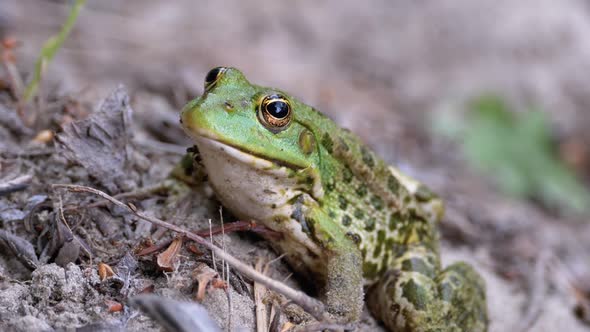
(1, 1, 590, 331)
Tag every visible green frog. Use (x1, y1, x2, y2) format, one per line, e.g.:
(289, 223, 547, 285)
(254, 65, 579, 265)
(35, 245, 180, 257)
(180, 67, 488, 331)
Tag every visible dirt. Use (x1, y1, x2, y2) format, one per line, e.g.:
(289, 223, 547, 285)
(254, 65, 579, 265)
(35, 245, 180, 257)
(1, 1, 590, 331)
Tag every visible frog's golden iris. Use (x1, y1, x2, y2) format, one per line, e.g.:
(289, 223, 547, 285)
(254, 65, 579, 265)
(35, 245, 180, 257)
(257, 94, 292, 131)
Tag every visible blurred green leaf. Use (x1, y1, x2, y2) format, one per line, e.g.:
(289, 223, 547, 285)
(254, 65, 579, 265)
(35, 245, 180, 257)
(23, 0, 86, 102)
(436, 95, 590, 214)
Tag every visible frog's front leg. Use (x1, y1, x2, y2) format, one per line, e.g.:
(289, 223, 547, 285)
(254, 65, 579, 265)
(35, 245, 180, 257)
(304, 206, 364, 323)
(367, 243, 488, 332)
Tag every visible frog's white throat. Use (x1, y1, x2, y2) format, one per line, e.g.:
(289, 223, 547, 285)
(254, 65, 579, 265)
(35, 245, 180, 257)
(192, 136, 329, 279)
(193, 136, 305, 222)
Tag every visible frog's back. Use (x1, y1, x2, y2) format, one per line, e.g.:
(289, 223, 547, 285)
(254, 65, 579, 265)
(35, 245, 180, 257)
(293, 106, 444, 281)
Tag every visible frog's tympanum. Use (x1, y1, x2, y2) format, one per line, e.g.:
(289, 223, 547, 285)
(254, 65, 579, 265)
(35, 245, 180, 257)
(181, 67, 488, 331)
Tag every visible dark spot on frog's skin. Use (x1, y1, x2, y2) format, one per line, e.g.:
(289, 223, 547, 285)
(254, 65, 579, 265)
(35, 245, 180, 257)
(354, 208, 365, 220)
(346, 231, 361, 245)
(291, 199, 305, 225)
(338, 195, 348, 210)
(373, 230, 386, 258)
(342, 166, 353, 183)
(409, 209, 427, 224)
(337, 137, 350, 152)
(321, 133, 334, 154)
(363, 262, 378, 277)
(370, 195, 384, 211)
(387, 174, 400, 194)
(341, 214, 352, 226)
(325, 178, 335, 192)
(401, 279, 428, 310)
(300, 217, 316, 235)
(328, 210, 336, 219)
(403, 195, 411, 205)
(298, 176, 314, 186)
(364, 217, 376, 231)
(389, 211, 402, 231)
(179, 118, 183, 124)
(356, 184, 368, 197)
(361, 146, 375, 168)
(381, 252, 390, 270)
(401, 257, 435, 279)
(263, 189, 277, 195)
(377, 230, 386, 244)
(390, 242, 406, 259)
(271, 204, 276, 209)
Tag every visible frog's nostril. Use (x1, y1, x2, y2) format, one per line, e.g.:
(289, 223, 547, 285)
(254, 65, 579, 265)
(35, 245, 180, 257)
(224, 101, 234, 112)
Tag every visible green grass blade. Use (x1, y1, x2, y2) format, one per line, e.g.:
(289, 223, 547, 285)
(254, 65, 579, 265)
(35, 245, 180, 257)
(22, 0, 87, 102)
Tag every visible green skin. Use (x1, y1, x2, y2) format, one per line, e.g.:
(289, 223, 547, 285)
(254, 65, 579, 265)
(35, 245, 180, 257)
(180, 67, 488, 331)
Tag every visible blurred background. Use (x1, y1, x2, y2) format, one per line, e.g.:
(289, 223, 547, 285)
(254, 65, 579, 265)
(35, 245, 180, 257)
(1, 1, 590, 331)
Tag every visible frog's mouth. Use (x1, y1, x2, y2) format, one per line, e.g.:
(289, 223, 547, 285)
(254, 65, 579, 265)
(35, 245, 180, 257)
(185, 128, 304, 171)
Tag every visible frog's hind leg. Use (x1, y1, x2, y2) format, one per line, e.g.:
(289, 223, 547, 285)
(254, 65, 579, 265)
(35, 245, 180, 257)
(436, 262, 488, 331)
(366, 244, 488, 332)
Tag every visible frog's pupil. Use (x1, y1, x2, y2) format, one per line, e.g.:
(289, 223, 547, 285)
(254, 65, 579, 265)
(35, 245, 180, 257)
(205, 67, 225, 88)
(267, 101, 289, 119)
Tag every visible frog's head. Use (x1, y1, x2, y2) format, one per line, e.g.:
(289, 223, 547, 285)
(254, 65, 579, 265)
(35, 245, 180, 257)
(181, 67, 323, 207)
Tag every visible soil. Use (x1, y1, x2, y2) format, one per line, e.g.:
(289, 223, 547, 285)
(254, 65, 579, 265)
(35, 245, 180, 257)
(1, 1, 590, 331)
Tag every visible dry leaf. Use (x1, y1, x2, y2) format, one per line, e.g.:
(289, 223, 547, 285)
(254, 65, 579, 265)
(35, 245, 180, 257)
(156, 236, 183, 272)
(191, 262, 219, 302)
(32, 129, 54, 144)
(105, 299, 123, 313)
(280, 322, 295, 332)
(98, 262, 115, 280)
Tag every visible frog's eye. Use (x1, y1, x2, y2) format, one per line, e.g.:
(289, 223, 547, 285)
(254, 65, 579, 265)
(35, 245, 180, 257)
(258, 94, 292, 131)
(204, 67, 227, 92)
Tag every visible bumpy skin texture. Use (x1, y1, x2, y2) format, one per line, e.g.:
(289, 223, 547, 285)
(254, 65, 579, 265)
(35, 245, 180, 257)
(180, 67, 488, 331)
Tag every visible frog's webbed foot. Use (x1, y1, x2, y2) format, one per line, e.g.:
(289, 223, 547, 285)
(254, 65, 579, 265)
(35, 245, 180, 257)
(367, 246, 487, 332)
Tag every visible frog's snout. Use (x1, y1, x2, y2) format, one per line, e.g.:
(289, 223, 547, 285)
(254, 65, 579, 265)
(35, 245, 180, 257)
(180, 109, 190, 128)
(180, 108, 199, 135)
